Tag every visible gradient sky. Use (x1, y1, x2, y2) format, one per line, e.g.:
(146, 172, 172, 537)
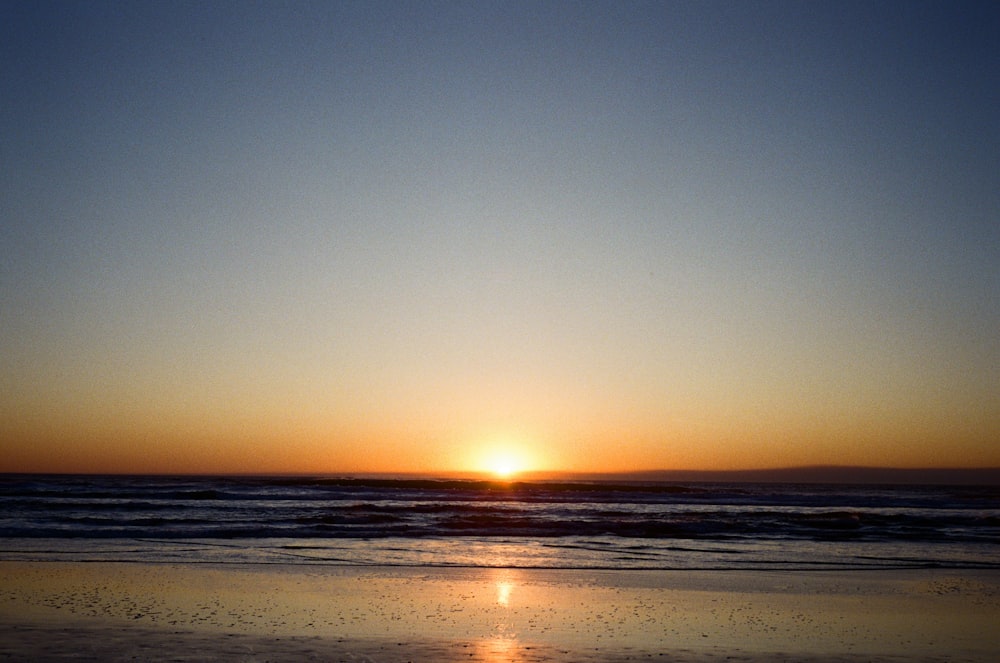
(2, 1, 998, 475)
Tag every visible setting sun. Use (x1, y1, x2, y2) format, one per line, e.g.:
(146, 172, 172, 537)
(489, 455, 519, 479)
(475, 439, 536, 480)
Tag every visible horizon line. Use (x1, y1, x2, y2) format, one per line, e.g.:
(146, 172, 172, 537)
(3, 464, 999, 485)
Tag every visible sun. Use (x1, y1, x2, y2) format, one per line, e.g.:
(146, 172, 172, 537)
(490, 454, 519, 479)
(479, 444, 531, 481)
(466, 431, 544, 481)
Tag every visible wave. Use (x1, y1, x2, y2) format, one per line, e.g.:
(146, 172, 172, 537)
(1, 475, 997, 571)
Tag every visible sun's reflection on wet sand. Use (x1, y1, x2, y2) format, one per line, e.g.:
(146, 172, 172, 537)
(477, 634, 520, 661)
(496, 578, 514, 607)
(474, 569, 525, 662)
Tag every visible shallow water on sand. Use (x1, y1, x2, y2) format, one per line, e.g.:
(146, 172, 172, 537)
(2, 563, 999, 662)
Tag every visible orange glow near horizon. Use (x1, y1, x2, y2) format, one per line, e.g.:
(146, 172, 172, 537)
(2, 385, 998, 477)
(2, 414, 999, 476)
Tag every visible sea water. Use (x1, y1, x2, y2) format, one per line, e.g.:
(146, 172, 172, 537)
(1, 475, 996, 570)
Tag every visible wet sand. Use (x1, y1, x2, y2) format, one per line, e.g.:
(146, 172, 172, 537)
(1, 562, 998, 661)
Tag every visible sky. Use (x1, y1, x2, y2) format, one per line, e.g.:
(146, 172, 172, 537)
(2, 1, 998, 476)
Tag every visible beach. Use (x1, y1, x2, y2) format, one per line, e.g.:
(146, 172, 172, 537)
(2, 562, 997, 662)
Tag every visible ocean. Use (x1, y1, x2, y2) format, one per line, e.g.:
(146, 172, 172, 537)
(1, 475, 997, 571)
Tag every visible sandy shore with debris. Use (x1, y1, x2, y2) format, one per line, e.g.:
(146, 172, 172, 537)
(1, 562, 998, 661)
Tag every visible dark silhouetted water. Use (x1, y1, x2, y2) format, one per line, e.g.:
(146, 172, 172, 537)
(1, 475, 996, 569)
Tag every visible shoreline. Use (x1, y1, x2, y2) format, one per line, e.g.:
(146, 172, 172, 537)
(2, 562, 998, 661)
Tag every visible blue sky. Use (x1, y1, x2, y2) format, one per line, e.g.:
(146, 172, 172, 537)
(2, 1, 997, 473)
